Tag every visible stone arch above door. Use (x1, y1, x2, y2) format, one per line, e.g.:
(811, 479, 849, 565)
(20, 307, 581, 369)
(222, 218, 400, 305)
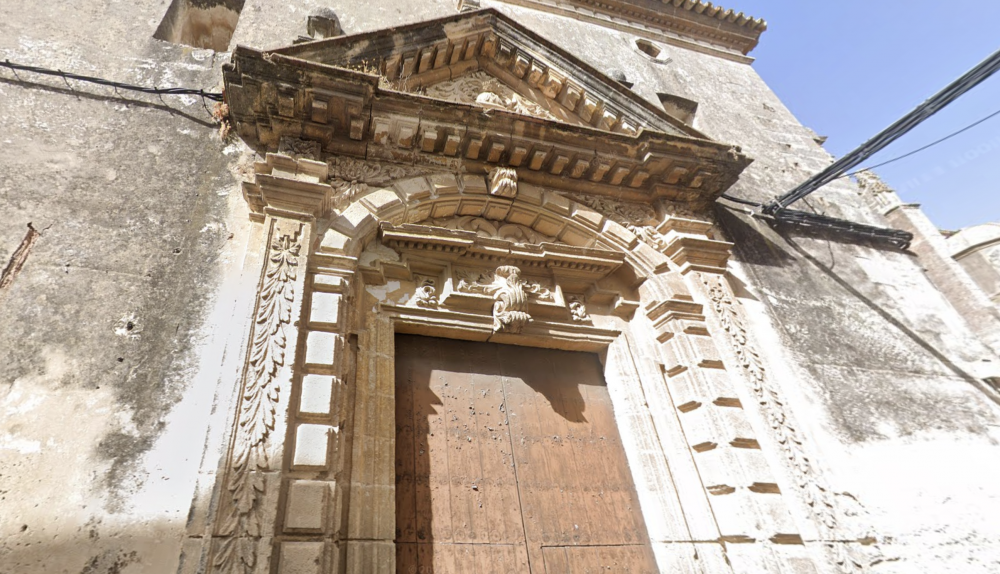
(195, 149, 889, 574)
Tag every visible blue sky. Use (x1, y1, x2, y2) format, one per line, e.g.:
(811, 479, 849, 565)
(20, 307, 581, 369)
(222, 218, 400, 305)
(732, 1, 1000, 230)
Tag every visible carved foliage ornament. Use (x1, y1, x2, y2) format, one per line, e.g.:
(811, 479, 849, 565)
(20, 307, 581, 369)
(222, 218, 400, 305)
(214, 230, 300, 574)
(567, 193, 672, 251)
(420, 71, 561, 122)
(326, 157, 435, 211)
(700, 274, 877, 573)
(568, 295, 590, 322)
(457, 265, 552, 333)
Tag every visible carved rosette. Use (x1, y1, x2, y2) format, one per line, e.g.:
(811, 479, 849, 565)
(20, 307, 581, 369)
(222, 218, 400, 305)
(700, 273, 877, 573)
(213, 228, 301, 574)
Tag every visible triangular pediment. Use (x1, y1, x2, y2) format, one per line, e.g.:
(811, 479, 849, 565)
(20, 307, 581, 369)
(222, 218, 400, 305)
(267, 9, 695, 138)
(223, 9, 753, 207)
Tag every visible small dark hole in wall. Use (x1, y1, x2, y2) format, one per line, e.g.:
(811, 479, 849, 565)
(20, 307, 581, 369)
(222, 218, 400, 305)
(635, 39, 661, 58)
(154, 0, 245, 51)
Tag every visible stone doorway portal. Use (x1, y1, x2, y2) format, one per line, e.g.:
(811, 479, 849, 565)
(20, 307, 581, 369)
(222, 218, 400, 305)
(394, 334, 657, 574)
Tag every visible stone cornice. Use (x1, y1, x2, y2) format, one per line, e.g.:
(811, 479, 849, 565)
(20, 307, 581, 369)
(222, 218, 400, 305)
(224, 9, 753, 210)
(269, 10, 699, 138)
(487, 0, 765, 59)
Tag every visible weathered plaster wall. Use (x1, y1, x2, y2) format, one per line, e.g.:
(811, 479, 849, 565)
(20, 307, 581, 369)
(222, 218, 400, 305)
(479, 2, 1000, 571)
(0, 1, 282, 571)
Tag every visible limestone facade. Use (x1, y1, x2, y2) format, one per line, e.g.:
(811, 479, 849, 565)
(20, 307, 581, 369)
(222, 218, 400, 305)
(2, 1, 1000, 574)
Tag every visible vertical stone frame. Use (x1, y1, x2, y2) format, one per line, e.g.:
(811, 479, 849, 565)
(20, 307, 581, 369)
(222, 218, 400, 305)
(207, 155, 333, 574)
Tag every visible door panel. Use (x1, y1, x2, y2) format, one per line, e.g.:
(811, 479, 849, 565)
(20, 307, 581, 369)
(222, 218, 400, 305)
(395, 335, 656, 574)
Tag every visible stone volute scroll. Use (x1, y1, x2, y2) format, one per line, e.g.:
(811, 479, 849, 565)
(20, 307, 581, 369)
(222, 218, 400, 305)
(488, 265, 532, 333)
(456, 264, 549, 333)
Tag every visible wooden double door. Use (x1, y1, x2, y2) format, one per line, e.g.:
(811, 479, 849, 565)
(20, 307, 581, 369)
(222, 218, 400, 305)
(394, 335, 657, 573)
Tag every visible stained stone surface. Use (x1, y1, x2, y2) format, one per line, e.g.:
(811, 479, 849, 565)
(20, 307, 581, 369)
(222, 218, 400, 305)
(1, 0, 999, 573)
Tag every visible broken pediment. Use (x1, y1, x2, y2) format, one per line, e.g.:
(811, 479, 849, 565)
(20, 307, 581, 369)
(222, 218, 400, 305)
(224, 9, 753, 208)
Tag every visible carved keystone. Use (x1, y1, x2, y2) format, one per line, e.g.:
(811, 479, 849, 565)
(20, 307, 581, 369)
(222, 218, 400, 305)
(488, 166, 517, 198)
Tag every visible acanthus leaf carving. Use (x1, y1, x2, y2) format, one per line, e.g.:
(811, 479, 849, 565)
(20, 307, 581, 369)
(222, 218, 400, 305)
(488, 166, 517, 198)
(490, 265, 533, 333)
(455, 265, 554, 333)
(326, 157, 437, 211)
(277, 137, 321, 161)
(700, 273, 880, 573)
(213, 229, 300, 574)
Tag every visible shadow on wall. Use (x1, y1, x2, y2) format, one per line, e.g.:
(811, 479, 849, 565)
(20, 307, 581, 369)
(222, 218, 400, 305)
(717, 205, 1000, 409)
(154, 0, 246, 52)
(783, 235, 1000, 409)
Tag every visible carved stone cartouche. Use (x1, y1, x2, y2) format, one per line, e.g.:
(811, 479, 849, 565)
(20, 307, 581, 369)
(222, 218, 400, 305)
(490, 265, 532, 333)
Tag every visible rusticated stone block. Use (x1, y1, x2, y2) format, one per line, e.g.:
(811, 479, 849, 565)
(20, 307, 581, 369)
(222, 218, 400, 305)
(292, 424, 332, 468)
(304, 331, 340, 371)
(309, 292, 341, 330)
(299, 375, 335, 416)
(285, 480, 331, 532)
(278, 541, 324, 574)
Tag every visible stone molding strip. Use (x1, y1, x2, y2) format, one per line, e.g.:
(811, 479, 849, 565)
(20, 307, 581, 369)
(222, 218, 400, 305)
(489, 0, 765, 61)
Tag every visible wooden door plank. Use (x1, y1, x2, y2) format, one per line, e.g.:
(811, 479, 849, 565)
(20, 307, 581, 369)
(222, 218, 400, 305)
(548, 356, 595, 547)
(395, 354, 418, 544)
(470, 344, 523, 547)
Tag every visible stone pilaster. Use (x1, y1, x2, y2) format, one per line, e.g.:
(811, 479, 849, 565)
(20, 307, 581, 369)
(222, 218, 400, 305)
(208, 154, 333, 574)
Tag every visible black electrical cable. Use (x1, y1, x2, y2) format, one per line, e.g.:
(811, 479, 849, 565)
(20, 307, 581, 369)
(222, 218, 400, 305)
(0, 59, 224, 102)
(763, 46, 1000, 214)
(840, 105, 1000, 178)
(719, 102, 1000, 208)
(718, 193, 763, 207)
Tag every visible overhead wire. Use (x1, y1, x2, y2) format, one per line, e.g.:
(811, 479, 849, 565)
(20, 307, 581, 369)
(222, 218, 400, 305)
(719, 100, 1000, 208)
(0, 59, 224, 102)
(762, 46, 1000, 214)
(839, 104, 1000, 178)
